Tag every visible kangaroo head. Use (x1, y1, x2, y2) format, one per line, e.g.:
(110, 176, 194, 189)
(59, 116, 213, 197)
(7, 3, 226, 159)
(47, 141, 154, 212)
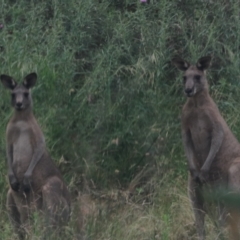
(172, 56, 211, 97)
(1, 73, 37, 111)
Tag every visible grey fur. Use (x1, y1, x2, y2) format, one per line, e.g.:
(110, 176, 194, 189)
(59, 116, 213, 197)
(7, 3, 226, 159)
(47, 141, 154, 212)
(173, 57, 240, 240)
(1, 73, 71, 239)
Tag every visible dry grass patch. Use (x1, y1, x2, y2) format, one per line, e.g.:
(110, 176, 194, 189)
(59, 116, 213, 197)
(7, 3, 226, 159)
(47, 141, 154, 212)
(70, 175, 227, 240)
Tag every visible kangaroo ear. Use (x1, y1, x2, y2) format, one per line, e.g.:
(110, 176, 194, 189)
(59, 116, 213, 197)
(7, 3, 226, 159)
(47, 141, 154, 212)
(172, 57, 190, 71)
(0, 75, 17, 90)
(196, 56, 212, 71)
(23, 73, 37, 89)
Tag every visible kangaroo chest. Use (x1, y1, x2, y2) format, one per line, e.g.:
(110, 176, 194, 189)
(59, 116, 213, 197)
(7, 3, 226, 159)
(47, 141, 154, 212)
(9, 121, 34, 175)
(185, 110, 212, 163)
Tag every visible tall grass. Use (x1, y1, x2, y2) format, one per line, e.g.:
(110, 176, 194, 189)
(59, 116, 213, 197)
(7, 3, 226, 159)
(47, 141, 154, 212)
(0, 0, 240, 239)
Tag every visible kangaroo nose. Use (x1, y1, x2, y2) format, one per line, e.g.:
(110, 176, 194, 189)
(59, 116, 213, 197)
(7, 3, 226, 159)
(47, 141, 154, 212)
(16, 102, 22, 107)
(185, 88, 193, 94)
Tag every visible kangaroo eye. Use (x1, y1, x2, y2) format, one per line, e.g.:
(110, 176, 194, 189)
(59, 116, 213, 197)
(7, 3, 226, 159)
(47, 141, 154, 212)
(194, 75, 201, 82)
(11, 93, 15, 99)
(24, 93, 29, 98)
(183, 76, 187, 83)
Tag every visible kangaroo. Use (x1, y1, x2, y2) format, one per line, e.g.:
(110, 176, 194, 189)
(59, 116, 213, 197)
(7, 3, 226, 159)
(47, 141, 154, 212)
(172, 56, 240, 240)
(1, 73, 71, 239)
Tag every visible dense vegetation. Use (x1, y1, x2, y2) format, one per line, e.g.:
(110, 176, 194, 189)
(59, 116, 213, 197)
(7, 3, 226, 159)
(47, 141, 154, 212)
(0, 0, 240, 239)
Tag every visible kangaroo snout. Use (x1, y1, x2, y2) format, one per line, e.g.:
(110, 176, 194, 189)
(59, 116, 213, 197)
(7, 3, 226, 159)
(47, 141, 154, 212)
(185, 87, 194, 97)
(16, 101, 22, 108)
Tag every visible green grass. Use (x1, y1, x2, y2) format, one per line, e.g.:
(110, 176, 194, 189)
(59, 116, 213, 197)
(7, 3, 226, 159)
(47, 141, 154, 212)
(0, 0, 240, 239)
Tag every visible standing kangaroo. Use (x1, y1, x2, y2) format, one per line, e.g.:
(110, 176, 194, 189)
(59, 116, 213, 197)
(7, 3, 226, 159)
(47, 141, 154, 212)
(172, 56, 240, 240)
(1, 73, 71, 239)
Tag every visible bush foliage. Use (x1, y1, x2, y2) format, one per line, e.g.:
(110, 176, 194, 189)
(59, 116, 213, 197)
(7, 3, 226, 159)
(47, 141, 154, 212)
(1, 0, 240, 192)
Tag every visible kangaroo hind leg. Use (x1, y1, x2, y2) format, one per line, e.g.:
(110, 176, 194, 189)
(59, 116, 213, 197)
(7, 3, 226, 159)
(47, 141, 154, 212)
(188, 176, 206, 240)
(42, 176, 70, 228)
(227, 161, 240, 240)
(7, 189, 26, 240)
